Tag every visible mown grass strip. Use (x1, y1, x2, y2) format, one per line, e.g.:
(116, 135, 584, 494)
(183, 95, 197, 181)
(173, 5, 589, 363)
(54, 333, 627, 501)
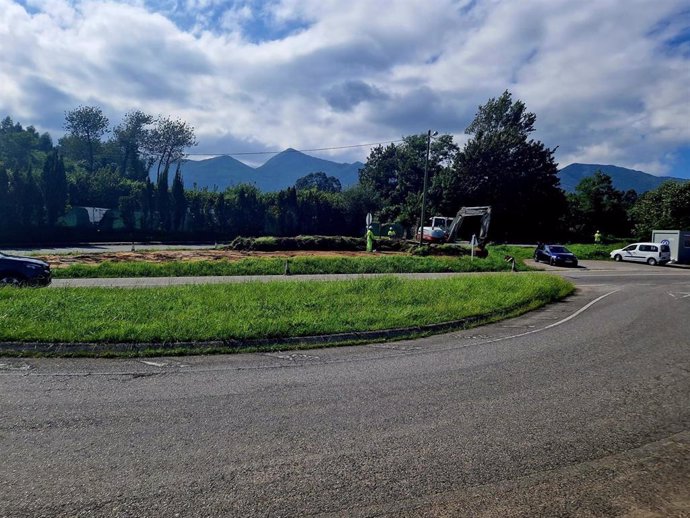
(0, 274, 573, 344)
(494, 243, 628, 262)
(51, 251, 534, 279)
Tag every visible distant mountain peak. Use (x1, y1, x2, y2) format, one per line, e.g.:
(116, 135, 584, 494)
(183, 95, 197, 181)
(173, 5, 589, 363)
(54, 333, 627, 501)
(558, 163, 687, 194)
(151, 148, 362, 192)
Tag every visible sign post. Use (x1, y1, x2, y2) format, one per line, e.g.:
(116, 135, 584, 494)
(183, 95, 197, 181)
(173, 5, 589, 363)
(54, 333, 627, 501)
(470, 234, 478, 261)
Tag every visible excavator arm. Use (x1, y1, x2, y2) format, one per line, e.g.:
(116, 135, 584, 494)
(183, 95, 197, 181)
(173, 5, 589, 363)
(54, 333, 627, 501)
(446, 206, 492, 245)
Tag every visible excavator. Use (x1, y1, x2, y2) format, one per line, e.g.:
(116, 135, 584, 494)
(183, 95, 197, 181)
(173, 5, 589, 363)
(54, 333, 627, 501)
(416, 206, 492, 245)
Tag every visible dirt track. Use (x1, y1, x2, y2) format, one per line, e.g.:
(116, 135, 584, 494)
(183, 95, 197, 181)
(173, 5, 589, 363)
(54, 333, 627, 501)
(39, 249, 404, 268)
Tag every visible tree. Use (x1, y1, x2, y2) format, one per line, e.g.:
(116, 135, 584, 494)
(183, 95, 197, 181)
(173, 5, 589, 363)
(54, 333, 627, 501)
(295, 172, 342, 193)
(444, 91, 566, 241)
(40, 150, 68, 226)
(64, 106, 109, 172)
(144, 116, 197, 177)
(156, 166, 171, 231)
(224, 184, 265, 237)
(0, 116, 50, 171)
(630, 181, 690, 239)
(114, 110, 154, 180)
(171, 165, 187, 231)
(568, 171, 629, 239)
(359, 134, 458, 228)
(0, 166, 11, 234)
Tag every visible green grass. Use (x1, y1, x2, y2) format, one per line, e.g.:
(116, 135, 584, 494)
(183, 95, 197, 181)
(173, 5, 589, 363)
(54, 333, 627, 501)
(0, 274, 573, 344)
(494, 243, 628, 262)
(52, 249, 534, 279)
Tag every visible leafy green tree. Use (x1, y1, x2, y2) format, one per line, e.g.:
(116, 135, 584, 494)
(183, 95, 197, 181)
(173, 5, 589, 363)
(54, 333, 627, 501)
(67, 165, 138, 208)
(40, 150, 68, 226)
(445, 91, 566, 241)
(224, 184, 265, 237)
(144, 117, 197, 177)
(0, 116, 50, 171)
(118, 192, 142, 232)
(359, 134, 458, 228)
(64, 106, 110, 172)
(630, 181, 690, 239)
(114, 110, 154, 180)
(297, 189, 345, 235)
(339, 184, 381, 235)
(295, 172, 342, 193)
(568, 171, 629, 239)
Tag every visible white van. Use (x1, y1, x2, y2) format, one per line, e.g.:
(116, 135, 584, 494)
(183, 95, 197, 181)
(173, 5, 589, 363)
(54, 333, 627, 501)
(610, 242, 671, 265)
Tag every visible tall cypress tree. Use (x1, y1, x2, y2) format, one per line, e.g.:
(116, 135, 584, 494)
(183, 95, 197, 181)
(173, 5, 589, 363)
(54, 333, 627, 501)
(171, 165, 187, 231)
(156, 166, 170, 231)
(41, 150, 68, 226)
(0, 166, 10, 234)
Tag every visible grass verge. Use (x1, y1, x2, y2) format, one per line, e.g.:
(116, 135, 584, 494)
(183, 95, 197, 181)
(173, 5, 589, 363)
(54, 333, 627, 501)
(0, 274, 573, 356)
(52, 249, 534, 279)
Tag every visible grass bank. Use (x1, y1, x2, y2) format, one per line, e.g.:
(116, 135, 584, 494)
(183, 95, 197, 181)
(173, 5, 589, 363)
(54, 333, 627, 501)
(52, 250, 532, 279)
(493, 243, 628, 262)
(0, 274, 573, 351)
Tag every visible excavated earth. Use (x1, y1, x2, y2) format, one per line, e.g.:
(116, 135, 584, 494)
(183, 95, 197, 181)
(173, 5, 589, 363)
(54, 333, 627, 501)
(39, 249, 406, 268)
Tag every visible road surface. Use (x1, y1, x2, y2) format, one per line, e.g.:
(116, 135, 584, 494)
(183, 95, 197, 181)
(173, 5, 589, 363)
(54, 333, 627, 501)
(1, 266, 689, 516)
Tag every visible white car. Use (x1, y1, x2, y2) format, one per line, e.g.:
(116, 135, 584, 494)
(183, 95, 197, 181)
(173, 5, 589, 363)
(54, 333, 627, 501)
(610, 242, 671, 265)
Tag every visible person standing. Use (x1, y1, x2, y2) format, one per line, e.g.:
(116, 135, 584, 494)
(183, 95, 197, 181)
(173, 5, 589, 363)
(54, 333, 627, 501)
(594, 230, 602, 244)
(366, 226, 375, 252)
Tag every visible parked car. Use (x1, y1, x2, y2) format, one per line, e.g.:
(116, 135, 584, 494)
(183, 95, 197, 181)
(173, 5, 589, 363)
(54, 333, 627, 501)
(609, 242, 671, 266)
(534, 244, 579, 267)
(0, 252, 52, 287)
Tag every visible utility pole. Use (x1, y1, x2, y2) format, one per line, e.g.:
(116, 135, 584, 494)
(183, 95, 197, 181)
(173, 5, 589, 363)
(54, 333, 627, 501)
(419, 130, 436, 246)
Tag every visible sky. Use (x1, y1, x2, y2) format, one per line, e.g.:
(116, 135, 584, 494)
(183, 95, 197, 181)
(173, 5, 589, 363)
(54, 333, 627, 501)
(1, 0, 689, 177)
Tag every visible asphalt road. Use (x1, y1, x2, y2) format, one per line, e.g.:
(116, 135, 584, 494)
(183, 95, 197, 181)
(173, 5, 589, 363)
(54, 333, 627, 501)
(2, 266, 689, 517)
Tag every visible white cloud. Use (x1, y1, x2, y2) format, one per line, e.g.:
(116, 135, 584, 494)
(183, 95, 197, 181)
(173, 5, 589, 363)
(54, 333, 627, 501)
(0, 0, 688, 176)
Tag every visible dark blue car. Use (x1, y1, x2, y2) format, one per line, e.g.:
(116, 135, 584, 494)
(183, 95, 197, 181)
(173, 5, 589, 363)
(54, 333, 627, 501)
(0, 252, 52, 287)
(534, 244, 578, 267)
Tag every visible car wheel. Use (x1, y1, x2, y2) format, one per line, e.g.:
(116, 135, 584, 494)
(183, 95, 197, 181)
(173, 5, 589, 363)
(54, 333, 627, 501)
(0, 274, 23, 287)
(614, 254, 622, 262)
(647, 257, 657, 266)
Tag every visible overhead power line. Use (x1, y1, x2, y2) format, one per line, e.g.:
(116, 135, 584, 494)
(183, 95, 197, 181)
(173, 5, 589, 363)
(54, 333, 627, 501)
(184, 139, 405, 157)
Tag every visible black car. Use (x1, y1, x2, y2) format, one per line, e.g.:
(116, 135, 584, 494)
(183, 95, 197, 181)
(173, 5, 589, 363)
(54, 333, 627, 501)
(534, 244, 578, 267)
(0, 252, 52, 287)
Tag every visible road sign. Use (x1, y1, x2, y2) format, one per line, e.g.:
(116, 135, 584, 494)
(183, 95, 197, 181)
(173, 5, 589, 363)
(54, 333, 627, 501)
(366, 213, 372, 227)
(661, 239, 670, 246)
(470, 234, 478, 246)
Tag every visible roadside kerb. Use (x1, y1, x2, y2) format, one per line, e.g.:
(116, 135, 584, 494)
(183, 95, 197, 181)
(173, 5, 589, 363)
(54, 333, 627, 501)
(0, 300, 540, 356)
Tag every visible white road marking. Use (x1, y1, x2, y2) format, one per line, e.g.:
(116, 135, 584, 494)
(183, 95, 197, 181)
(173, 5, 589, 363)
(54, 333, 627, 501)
(138, 360, 167, 367)
(669, 292, 690, 298)
(474, 289, 622, 346)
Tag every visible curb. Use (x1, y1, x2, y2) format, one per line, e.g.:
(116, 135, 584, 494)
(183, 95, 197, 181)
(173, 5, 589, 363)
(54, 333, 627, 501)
(0, 304, 531, 356)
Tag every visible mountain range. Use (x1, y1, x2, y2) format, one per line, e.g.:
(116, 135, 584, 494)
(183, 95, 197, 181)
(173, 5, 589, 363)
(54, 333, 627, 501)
(154, 149, 363, 192)
(155, 149, 686, 195)
(557, 163, 687, 194)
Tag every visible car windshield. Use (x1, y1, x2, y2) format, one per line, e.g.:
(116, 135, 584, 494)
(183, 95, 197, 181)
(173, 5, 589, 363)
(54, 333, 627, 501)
(549, 246, 570, 254)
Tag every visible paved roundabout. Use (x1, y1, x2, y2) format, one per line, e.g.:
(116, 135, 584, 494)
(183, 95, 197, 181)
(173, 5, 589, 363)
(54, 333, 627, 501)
(1, 262, 689, 516)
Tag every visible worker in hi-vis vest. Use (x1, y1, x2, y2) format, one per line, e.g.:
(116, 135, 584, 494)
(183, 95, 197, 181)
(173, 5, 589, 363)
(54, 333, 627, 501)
(366, 226, 375, 252)
(387, 226, 396, 238)
(594, 229, 602, 244)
